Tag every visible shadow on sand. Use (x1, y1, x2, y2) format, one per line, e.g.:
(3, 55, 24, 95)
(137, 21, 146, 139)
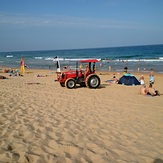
(153, 159, 163, 163)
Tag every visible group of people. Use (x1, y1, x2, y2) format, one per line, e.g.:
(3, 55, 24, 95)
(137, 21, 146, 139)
(2, 56, 26, 77)
(116, 67, 160, 96)
(9, 69, 19, 76)
(80, 64, 93, 77)
(4, 68, 19, 76)
(139, 83, 160, 96)
(139, 69, 160, 96)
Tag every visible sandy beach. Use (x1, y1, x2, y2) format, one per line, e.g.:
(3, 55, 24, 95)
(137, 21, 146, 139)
(0, 68, 163, 163)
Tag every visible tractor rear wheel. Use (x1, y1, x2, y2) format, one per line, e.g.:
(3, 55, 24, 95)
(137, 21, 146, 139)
(65, 78, 76, 89)
(86, 74, 100, 88)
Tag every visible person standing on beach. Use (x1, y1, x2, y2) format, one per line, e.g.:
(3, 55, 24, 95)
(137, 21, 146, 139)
(139, 75, 145, 85)
(149, 68, 154, 84)
(20, 55, 25, 75)
(108, 66, 111, 71)
(124, 67, 128, 74)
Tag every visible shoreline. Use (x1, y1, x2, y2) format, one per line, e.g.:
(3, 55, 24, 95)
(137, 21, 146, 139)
(1, 57, 163, 74)
(1, 65, 163, 76)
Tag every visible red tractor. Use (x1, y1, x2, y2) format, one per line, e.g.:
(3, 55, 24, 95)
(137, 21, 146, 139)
(57, 59, 101, 89)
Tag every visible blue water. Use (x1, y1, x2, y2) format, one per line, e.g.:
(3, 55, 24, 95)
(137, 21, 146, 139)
(0, 44, 163, 73)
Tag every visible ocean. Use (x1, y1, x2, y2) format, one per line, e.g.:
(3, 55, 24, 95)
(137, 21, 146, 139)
(0, 44, 163, 73)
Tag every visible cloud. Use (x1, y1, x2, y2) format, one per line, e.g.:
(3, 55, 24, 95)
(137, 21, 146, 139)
(0, 12, 141, 30)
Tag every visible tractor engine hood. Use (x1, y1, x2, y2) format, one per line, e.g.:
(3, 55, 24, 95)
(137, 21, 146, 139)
(62, 70, 77, 75)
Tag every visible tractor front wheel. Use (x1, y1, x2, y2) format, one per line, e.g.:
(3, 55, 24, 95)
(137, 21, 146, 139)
(86, 74, 100, 89)
(60, 83, 65, 87)
(65, 78, 76, 89)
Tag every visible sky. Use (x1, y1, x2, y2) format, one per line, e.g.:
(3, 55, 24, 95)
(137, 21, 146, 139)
(0, 0, 163, 52)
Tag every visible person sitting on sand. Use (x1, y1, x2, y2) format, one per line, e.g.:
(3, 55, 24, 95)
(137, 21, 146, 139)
(9, 69, 19, 76)
(146, 83, 160, 96)
(139, 85, 147, 95)
(0, 75, 8, 79)
(113, 73, 118, 83)
(15, 69, 19, 76)
(36, 74, 48, 77)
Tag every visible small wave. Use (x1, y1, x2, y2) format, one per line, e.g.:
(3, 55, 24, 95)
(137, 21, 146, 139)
(159, 57, 163, 60)
(53, 58, 101, 62)
(34, 57, 43, 59)
(120, 54, 143, 59)
(45, 57, 58, 61)
(6, 55, 13, 58)
(117, 59, 163, 62)
(52, 58, 65, 61)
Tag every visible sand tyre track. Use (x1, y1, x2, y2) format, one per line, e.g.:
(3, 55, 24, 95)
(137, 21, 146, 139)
(65, 78, 76, 89)
(86, 74, 100, 88)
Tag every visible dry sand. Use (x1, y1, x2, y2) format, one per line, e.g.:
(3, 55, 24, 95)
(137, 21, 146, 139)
(0, 68, 163, 163)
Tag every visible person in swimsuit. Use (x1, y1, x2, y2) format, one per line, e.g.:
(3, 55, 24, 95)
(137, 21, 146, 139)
(149, 68, 154, 84)
(139, 85, 147, 95)
(139, 75, 145, 85)
(146, 83, 160, 96)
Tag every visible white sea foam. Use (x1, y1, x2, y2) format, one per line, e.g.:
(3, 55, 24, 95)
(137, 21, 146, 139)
(6, 55, 13, 58)
(116, 59, 163, 62)
(34, 57, 43, 59)
(45, 57, 54, 60)
(52, 58, 65, 61)
(53, 58, 101, 62)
